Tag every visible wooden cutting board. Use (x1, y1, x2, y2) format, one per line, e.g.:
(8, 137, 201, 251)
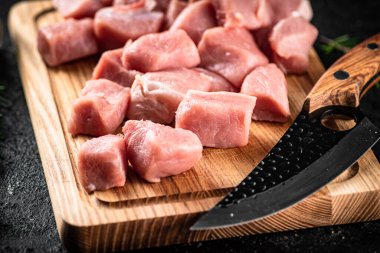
(9, 1, 380, 252)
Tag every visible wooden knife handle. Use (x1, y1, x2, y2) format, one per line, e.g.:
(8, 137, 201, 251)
(307, 33, 380, 115)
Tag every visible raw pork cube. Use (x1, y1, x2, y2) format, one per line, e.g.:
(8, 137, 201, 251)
(193, 68, 236, 92)
(37, 19, 98, 67)
(269, 0, 313, 23)
(94, 7, 164, 50)
(127, 68, 210, 124)
(92, 48, 141, 87)
(113, 0, 156, 11)
(122, 120, 203, 183)
(212, 0, 272, 30)
(114, 0, 169, 12)
(53, 0, 109, 19)
(114, 0, 138, 4)
(165, 0, 188, 28)
(78, 135, 127, 192)
(198, 27, 268, 88)
(241, 64, 290, 122)
(170, 0, 217, 44)
(68, 79, 130, 136)
(269, 15, 318, 74)
(176, 90, 256, 148)
(113, 0, 146, 6)
(122, 30, 200, 72)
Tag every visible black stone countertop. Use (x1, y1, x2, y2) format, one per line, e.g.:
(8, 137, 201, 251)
(0, 0, 380, 252)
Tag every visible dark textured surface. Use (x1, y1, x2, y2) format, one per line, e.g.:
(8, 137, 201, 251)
(0, 0, 379, 252)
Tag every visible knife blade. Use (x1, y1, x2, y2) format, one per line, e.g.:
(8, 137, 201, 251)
(191, 34, 380, 230)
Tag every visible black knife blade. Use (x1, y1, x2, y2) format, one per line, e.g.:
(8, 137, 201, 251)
(191, 109, 380, 230)
(191, 34, 380, 231)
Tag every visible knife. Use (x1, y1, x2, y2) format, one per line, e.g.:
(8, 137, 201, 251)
(191, 34, 380, 230)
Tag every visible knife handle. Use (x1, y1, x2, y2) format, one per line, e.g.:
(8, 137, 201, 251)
(307, 33, 380, 115)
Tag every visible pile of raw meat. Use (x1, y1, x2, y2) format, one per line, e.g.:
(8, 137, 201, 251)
(37, 0, 318, 193)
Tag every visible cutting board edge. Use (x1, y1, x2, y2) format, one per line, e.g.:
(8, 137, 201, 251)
(56, 187, 380, 252)
(8, 1, 380, 252)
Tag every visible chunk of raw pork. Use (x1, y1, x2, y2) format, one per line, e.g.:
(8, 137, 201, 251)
(241, 64, 290, 122)
(53, 0, 109, 19)
(122, 30, 200, 72)
(94, 7, 164, 50)
(127, 68, 210, 124)
(113, 0, 156, 11)
(92, 48, 141, 87)
(113, 0, 146, 6)
(114, 0, 170, 12)
(198, 27, 268, 88)
(68, 79, 130, 136)
(269, 15, 318, 74)
(78, 135, 127, 193)
(37, 18, 98, 67)
(192, 68, 236, 92)
(176, 90, 256, 148)
(122, 120, 203, 183)
(212, 0, 272, 30)
(113, 0, 137, 4)
(170, 0, 217, 44)
(165, 0, 188, 28)
(269, 0, 313, 23)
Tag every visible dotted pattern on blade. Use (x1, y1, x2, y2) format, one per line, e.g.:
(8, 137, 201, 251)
(219, 110, 348, 208)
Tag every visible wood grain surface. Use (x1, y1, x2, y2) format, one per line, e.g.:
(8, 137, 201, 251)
(8, 1, 380, 252)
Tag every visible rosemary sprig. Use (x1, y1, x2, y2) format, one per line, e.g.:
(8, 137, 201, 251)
(319, 35, 359, 54)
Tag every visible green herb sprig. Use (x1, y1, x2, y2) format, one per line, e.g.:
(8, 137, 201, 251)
(320, 35, 359, 54)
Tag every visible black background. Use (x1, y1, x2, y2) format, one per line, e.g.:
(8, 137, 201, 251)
(1, 0, 380, 252)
